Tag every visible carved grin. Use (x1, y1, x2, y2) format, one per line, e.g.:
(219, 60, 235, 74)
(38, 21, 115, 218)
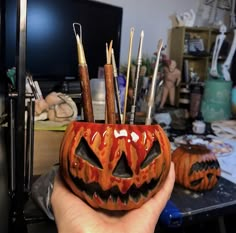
(69, 172, 161, 203)
(67, 136, 163, 204)
(189, 160, 221, 187)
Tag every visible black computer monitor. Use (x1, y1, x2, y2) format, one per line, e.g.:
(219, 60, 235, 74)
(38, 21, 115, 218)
(5, 0, 123, 81)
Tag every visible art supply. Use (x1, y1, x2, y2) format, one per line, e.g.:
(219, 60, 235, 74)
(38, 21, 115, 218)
(130, 30, 144, 124)
(145, 39, 163, 125)
(112, 49, 122, 123)
(104, 41, 116, 124)
(123, 27, 135, 124)
(59, 121, 171, 210)
(73, 22, 82, 41)
(74, 24, 94, 122)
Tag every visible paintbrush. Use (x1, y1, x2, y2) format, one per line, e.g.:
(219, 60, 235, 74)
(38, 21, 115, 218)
(145, 39, 163, 125)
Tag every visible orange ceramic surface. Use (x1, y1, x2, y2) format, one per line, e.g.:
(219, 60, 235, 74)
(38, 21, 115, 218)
(172, 145, 221, 191)
(59, 121, 171, 210)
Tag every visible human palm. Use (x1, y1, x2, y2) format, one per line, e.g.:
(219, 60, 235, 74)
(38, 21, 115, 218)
(51, 163, 175, 233)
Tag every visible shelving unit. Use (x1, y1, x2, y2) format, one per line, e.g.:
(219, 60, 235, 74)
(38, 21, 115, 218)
(169, 26, 223, 106)
(170, 27, 218, 79)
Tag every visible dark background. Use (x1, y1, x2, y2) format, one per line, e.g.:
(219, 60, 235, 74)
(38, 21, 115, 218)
(4, 0, 123, 82)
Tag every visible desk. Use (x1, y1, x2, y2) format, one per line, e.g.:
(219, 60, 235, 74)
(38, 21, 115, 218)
(31, 121, 236, 232)
(160, 136, 236, 232)
(161, 177, 236, 227)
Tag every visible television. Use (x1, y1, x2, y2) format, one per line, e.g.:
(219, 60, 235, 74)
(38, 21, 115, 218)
(4, 0, 123, 87)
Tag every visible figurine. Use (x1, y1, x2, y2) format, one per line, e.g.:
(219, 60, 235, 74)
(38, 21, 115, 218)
(210, 24, 227, 78)
(176, 9, 196, 27)
(210, 25, 236, 81)
(159, 60, 181, 108)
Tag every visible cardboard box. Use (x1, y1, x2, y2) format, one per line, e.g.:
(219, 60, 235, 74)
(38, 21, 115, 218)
(33, 130, 64, 175)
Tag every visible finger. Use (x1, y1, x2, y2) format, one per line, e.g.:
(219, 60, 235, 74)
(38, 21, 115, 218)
(121, 163, 175, 232)
(142, 162, 175, 218)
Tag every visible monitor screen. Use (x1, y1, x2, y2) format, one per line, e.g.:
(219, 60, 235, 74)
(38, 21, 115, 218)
(5, 0, 123, 81)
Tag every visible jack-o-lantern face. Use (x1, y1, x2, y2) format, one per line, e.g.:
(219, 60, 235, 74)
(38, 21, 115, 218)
(172, 145, 221, 191)
(60, 122, 171, 210)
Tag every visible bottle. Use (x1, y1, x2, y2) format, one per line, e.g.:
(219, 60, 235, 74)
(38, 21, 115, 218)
(184, 39, 189, 54)
(189, 84, 203, 119)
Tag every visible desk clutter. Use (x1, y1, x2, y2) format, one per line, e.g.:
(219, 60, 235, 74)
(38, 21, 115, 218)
(169, 120, 236, 190)
(31, 25, 174, 213)
(159, 120, 236, 228)
(172, 134, 233, 157)
(28, 19, 236, 222)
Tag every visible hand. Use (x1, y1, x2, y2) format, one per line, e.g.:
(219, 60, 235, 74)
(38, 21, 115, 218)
(51, 163, 175, 233)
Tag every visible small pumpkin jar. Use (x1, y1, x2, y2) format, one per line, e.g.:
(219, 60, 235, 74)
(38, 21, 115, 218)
(59, 121, 171, 210)
(172, 144, 221, 191)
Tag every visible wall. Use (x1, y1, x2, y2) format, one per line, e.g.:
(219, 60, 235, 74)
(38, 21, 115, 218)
(94, 0, 200, 65)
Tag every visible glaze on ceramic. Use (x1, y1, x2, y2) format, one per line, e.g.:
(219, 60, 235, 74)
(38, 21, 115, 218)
(172, 144, 221, 191)
(59, 121, 171, 210)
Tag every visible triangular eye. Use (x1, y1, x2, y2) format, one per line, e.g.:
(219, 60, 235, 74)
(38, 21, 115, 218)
(141, 141, 161, 169)
(75, 137, 103, 169)
(112, 152, 133, 178)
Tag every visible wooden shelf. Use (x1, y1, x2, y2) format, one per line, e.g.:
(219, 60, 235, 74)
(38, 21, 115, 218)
(169, 26, 231, 106)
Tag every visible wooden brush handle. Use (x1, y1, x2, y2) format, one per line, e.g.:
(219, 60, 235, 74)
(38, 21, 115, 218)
(104, 64, 116, 124)
(79, 65, 94, 122)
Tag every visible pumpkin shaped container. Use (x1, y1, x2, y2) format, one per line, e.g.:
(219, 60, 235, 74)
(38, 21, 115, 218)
(172, 144, 221, 191)
(59, 121, 171, 211)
